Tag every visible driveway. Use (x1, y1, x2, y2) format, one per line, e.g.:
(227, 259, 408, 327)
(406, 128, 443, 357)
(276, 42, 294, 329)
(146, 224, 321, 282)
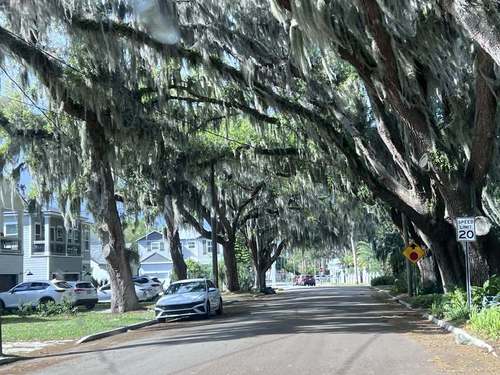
(1, 286, 497, 374)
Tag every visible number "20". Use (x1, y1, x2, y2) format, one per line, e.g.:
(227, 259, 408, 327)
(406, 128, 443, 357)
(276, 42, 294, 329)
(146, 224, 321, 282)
(458, 229, 474, 240)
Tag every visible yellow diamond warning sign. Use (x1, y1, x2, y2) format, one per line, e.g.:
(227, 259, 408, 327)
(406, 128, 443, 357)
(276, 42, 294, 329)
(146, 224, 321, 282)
(402, 243, 425, 264)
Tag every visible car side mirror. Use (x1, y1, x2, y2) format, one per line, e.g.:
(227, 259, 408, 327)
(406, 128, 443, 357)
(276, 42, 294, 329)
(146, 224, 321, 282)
(208, 287, 217, 292)
(9, 290, 15, 294)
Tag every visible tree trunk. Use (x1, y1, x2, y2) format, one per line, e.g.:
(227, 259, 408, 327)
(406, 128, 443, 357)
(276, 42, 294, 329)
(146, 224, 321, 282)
(85, 121, 139, 313)
(223, 239, 240, 291)
(163, 195, 187, 281)
(350, 232, 359, 284)
(254, 266, 267, 291)
(417, 255, 439, 293)
(444, 0, 500, 67)
(421, 221, 465, 291)
(165, 226, 187, 280)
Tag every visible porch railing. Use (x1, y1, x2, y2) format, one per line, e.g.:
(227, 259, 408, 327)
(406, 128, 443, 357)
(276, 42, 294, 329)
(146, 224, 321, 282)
(0, 238, 21, 255)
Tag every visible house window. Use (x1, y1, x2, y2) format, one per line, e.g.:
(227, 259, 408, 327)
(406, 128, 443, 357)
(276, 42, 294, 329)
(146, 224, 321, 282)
(202, 240, 212, 255)
(68, 229, 72, 243)
(5, 223, 18, 237)
(50, 227, 55, 241)
(83, 229, 90, 251)
(151, 241, 161, 252)
(187, 241, 195, 249)
(35, 223, 43, 240)
(74, 229, 80, 243)
(56, 226, 64, 242)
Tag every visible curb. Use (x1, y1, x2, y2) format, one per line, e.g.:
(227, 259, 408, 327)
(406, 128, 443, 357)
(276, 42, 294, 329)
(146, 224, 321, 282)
(0, 356, 21, 366)
(371, 286, 497, 356)
(76, 319, 158, 344)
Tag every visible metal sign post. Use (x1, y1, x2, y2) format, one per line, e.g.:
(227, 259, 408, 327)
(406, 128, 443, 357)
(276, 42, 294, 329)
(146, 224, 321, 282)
(456, 217, 475, 310)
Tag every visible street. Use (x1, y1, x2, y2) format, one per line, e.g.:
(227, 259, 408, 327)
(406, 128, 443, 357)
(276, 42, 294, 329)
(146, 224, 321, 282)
(1, 286, 497, 375)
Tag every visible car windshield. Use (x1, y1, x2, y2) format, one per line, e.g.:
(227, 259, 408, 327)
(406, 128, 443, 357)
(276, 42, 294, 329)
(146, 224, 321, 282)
(166, 281, 206, 294)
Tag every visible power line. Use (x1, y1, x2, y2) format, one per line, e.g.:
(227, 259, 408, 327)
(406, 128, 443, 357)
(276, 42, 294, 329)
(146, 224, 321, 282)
(0, 62, 58, 128)
(1, 27, 83, 76)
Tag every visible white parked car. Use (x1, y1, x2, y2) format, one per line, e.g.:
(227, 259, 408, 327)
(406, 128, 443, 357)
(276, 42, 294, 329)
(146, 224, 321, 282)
(97, 282, 153, 303)
(132, 276, 164, 299)
(0, 280, 75, 311)
(68, 281, 98, 310)
(155, 279, 222, 322)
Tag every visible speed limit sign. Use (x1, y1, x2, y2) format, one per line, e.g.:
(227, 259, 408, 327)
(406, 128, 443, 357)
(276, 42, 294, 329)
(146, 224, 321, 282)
(456, 217, 476, 242)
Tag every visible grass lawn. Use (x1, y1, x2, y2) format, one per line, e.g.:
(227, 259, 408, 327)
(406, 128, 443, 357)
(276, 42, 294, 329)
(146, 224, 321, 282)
(1, 303, 155, 342)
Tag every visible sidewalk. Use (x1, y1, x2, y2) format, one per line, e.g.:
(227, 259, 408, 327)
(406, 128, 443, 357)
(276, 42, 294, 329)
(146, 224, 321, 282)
(1, 340, 73, 356)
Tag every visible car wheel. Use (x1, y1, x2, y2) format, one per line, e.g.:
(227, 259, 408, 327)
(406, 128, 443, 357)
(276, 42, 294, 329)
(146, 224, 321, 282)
(205, 301, 211, 318)
(39, 297, 54, 305)
(85, 303, 96, 310)
(216, 298, 223, 315)
(157, 318, 166, 323)
(0, 300, 5, 314)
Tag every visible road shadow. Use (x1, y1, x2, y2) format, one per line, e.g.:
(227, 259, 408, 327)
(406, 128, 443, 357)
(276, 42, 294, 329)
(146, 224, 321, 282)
(9, 286, 445, 364)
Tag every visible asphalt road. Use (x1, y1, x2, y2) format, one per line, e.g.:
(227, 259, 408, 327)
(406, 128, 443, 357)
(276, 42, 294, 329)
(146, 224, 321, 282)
(1, 286, 498, 375)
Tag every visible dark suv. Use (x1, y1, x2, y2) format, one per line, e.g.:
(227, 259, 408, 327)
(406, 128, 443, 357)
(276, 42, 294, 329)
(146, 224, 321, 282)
(303, 275, 316, 286)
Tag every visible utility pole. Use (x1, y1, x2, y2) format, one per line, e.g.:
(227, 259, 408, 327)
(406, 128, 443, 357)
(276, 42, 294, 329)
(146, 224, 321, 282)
(210, 163, 219, 288)
(402, 213, 414, 296)
(350, 225, 359, 284)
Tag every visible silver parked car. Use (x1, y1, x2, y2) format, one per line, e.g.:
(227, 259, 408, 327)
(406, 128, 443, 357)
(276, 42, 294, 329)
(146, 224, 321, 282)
(68, 281, 98, 309)
(155, 279, 223, 322)
(97, 282, 153, 303)
(132, 276, 164, 299)
(0, 280, 75, 312)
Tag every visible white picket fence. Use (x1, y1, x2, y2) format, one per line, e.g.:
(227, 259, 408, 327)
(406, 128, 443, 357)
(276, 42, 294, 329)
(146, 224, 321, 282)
(269, 270, 380, 287)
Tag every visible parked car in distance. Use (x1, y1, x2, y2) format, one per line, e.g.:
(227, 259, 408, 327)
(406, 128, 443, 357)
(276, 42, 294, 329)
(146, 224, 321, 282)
(68, 281, 98, 309)
(97, 282, 153, 303)
(155, 278, 222, 323)
(303, 275, 316, 286)
(293, 275, 302, 286)
(0, 280, 75, 312)
(293, 275, 316, 286)
(132, 275, 164, 299)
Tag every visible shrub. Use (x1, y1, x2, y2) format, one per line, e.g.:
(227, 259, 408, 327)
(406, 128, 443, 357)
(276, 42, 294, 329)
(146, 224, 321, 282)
(430, 289, 469, 322)
(370, 275, 395, 286)
(238, 264, 254, 292)
(469, 307, 500, 340)
(37, 299, 77, 317)
(16, 303, 36, 317)
(442, 289, 469, 322)
(391, 277, 408, 294)
(186, 259, 211, 279)
(409, 294, 442, 309)
(483, 274, 500, 296)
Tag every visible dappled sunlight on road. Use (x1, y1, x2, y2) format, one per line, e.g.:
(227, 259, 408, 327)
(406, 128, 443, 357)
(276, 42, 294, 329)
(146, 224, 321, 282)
(1, 287, 498, 375)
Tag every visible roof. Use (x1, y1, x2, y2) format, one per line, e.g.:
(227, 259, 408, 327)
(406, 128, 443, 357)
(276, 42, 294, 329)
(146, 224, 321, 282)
(171, 278, 207, 284)
(134, 227, 205, 243)
(135, 230, 163, 242)
(140, 252, 172, 263)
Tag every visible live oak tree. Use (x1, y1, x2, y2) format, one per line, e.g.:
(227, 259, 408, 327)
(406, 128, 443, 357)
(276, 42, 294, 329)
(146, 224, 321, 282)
(2, 0, 500, 293)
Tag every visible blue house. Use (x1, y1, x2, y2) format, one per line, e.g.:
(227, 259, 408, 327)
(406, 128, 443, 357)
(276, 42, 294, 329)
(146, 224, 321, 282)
(135, 228, 223, 284)
(0, 182, 92, 291)
(136, 231, 173, 282)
